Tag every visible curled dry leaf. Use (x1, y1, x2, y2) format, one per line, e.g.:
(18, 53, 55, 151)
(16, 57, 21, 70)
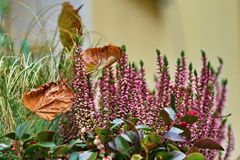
(81, 44, 123, 74)
(58, 2, 83, 51)
(23, 80, 75, 121)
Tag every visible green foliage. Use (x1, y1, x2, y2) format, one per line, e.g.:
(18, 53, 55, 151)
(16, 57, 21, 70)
(0, 117, 226, 159)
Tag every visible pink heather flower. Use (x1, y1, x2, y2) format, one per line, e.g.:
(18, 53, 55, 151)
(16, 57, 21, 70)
(223, 125, 234, 160)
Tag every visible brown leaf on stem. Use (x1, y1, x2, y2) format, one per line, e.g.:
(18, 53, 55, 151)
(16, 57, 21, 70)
(58, 2, 83, 51)
(23, 80, 75, 121)
(81, 44, 123, 74)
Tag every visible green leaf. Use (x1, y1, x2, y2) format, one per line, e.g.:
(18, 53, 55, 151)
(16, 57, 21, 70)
(96, 128, 110, 142)
(79, 151, 97, 160)
(37, 131, 55, 142)
(38, 142, 56, 148)
(114, 136, 130, 156)
(23, 144, 41, 156)
(22, 133, 31, 140)
(181, 115, 198, 124)
(194, 138, 224, 151)
(155, 152, 173, 159)
(111, 119, 124, 129)
(23, 137, 37, 149)
(0, 143, 10, 151)
(120, 133, 132, 143)
(167, 143, 180, 151)
(170, 94, 177, 112)
(68, 139, 83, 149)
(15, 121, 33, 140)
(53, 145, 69, 157)
(69, 152, 79, 160)
(186, 153, 205, 160)
(169, 127, 183, 134)
(144, 133, 161, 149)
(136, 124, 152, 131)
(1, 132, 16, 140)
(16, 123, 29, 140)
(171, 151, 186, 160)
(96, 128, 109, 136)
(164, 131, 186, 142)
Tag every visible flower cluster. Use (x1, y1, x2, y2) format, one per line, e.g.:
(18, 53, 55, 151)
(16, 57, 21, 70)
(59, 45, 233, 159)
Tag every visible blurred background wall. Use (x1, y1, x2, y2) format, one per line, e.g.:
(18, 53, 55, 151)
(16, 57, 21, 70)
(7, 0, 240, 158)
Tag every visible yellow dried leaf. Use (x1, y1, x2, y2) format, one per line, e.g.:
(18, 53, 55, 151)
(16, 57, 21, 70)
(81, 44, 123, 74)
(58, 2, 83, 51)
(23, 80, 75, 121)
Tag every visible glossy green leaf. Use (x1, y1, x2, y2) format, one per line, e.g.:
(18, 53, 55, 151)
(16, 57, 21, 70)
(38, 142, 56, 148)
(69, 152, 79, 160)
(0, 143, 10, 151)
(111, 119, 124, 129)
(144, 133, 161, 149)
(136, 124, 152, 131)
(170, 94, 177, 112)
(79, 151, 97, 160)
(23, 144, 41, 156)
(181, 115, 198, 124)
(167, 143, 180, 151)
(37, 131, 55, 142)
(155, 152, 173, 159)
(169, 127, 183, 134)
(120, 133, 132, 143)
(1, 132, 16, 140)
(96, 127, 109, 136)
(96, 127, 110, 142)
(171, 151, 186, 160)
(164, 131, 186, 142)
(68, 139, 83, 149)
(186, 153, 205, 160)
(15, 121, 33, 140)
(114, 136, 130, 156)
(53, 145, 69, 157)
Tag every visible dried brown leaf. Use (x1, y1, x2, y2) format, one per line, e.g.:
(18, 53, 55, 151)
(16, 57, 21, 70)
(23, 80, 75, 121)
(81, 44, 123, 74)
(58, 2, 83, 51)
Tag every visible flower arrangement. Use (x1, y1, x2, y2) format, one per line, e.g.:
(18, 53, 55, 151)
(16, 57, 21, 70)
(0, 1, 235, 160)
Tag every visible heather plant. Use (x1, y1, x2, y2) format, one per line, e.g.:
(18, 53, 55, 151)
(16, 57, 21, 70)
(58, 43, 234, 159)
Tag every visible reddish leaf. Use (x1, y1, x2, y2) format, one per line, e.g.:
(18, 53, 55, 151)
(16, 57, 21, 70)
(194, 138, 224, 151)
(174, 125, 191, 140)
(160, 109, 172, 125)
